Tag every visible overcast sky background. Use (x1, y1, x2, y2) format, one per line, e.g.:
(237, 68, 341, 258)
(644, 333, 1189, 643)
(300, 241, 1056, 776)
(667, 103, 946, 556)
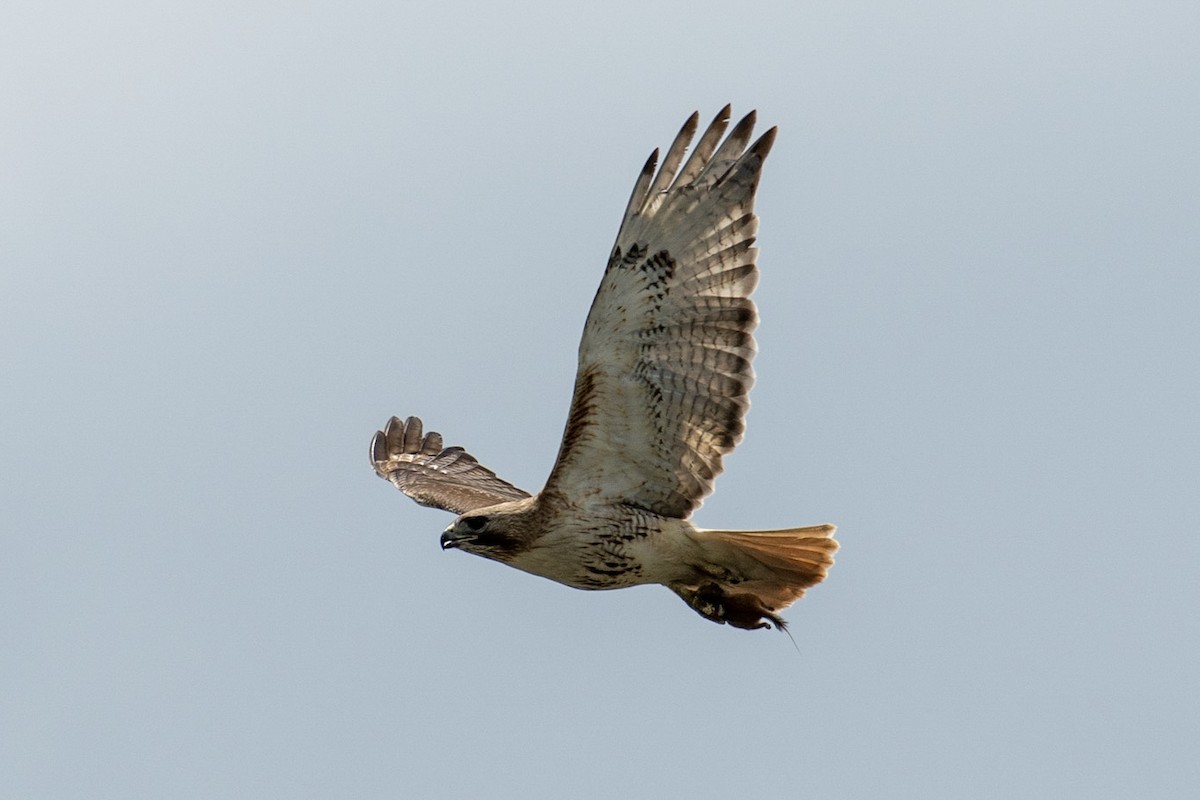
(3, 1, 1198, 797)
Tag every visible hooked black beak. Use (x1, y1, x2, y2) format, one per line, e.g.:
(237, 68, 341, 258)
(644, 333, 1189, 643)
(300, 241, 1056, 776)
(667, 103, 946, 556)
(440, 528, 463, 550)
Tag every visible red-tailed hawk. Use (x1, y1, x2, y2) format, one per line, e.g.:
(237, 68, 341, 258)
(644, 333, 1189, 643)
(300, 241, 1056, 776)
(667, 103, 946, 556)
(371, 107, 837, 630)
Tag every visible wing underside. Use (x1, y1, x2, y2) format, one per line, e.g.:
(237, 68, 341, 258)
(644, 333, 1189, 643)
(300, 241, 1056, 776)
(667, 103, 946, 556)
(543, 107, 776, 518)
(371, 415, 531, 515)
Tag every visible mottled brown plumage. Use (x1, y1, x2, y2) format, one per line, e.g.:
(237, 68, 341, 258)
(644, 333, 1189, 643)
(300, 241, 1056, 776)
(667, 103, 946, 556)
(370, 107, 837, 630)
(371, 416, 529, 514)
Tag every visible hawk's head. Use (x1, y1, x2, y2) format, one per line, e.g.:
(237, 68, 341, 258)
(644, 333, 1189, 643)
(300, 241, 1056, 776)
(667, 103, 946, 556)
(440, 498, 535, 562)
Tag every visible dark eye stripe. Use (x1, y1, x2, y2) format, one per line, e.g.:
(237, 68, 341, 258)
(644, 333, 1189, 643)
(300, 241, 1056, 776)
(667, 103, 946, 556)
(464, 516, 488, 531)
(470, 530, 517, 556)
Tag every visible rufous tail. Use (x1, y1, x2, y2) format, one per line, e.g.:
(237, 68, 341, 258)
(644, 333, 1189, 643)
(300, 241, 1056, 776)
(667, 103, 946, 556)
(672, 524, 838, 630)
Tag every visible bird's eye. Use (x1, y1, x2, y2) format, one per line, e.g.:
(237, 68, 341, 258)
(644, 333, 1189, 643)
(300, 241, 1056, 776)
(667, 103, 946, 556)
(464, 516, 487, 531)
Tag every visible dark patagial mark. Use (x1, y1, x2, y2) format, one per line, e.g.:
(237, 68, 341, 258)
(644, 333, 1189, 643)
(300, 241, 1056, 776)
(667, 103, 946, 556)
(546, 367, 601, 489)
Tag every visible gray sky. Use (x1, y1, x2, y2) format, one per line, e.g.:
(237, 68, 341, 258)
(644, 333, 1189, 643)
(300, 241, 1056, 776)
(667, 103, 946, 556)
(4, 1, 1198, 797)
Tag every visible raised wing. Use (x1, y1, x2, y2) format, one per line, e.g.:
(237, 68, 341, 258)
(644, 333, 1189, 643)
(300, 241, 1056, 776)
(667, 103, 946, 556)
(543, 107, 774, 518)
(371, 415, 531, 514)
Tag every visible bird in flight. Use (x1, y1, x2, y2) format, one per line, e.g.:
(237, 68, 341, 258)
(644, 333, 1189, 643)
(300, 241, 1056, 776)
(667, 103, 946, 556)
(371, 106, 837, 630)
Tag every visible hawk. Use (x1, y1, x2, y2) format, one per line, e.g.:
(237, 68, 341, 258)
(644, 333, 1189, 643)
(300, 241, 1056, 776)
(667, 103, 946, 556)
(371, 107, 837, 630)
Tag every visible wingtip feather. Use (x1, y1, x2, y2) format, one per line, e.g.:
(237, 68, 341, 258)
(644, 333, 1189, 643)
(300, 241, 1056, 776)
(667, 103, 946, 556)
(642, 147, 659, 176)
(620, 147, 660, 227)
(370, 429, 386, 473)
(750, 125, 778, 161)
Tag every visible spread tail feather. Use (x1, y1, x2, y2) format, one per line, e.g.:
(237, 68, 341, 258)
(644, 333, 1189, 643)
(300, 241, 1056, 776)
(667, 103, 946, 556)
(671, 524, 838, 630)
